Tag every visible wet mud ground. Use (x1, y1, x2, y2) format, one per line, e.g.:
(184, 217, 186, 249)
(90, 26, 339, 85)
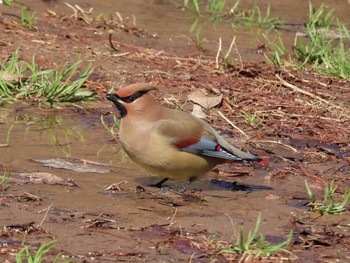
(1, 1, 350, 262)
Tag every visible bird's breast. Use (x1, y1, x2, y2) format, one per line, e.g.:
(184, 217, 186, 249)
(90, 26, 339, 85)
(118, 121, 217, 180)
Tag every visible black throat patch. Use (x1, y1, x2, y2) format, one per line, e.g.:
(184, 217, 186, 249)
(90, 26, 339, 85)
(106, 94, 127, 118)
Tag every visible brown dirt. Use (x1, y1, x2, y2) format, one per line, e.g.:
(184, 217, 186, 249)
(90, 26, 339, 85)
(0, 2, 350, 263)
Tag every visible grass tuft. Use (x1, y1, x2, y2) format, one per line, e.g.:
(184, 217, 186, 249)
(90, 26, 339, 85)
(219, 214, 293, 259)
(183, 0, 283, 28)
(1, 0, 14, 5)
(19, 7, 36, 28)
(101, 115, 120, 137)
(16, 241, 64, 263)
(305, 180, 350, 215)
(195, 27, 207, 48)
(264, 2, 350, 79)
(1, 169, 10, 184)
(240, 110, 263, 129)
(0, 51, 97, 107)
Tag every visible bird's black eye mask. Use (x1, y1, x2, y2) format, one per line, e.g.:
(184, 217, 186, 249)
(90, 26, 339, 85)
(106, 89, 151, 104)
(106, 89, 152, 118)
(119, 89, 150, 103)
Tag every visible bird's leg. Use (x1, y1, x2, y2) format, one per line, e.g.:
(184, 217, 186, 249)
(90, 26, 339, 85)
(150, 177, 169, 188)
(179, 176, 197, 193)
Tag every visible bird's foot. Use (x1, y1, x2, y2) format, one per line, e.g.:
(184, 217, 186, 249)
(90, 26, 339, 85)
(147, 184, 174, 192)
(148, 177, 169, 188)
(157, 186, 174, 192)
(178, 176, 197, 193)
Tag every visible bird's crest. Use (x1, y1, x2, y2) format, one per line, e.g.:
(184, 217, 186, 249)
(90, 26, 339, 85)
(115, 83, 157, 99)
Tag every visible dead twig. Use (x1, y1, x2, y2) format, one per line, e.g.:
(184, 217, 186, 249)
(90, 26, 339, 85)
(22, 192, 42, 202)
(218, 111, 250, 140)
(275, 74, 345, 111)
(81, 218, 116, 229)
(108, 37, 213, 64)
(268, 112, 348, 122)
(258, 139, 298, 153)
(38, 203, 53, 227)
(65, 2, 93, 24)
(108, 32, 119, 52)
(299, 165, 325, 186)
(224, 36, 243, 70)
(224, 36, 236, 61)
(104, 180, 128, 191)
(165, 208, 178, 226)
(215, 37, 222, 70)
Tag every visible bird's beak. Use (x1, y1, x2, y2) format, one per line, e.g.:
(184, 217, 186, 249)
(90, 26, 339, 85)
(106, 93, 120, 102)
(106, 93, 127, 118)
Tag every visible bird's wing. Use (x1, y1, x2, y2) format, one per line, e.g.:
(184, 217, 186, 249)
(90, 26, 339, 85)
(180, 136, 243, 161)
(155, 117, 204, 147)
(156, 115, 257, 161)
(200, 119, 261, 161)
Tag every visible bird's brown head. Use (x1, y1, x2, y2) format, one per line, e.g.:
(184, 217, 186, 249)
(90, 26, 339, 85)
(106, 83, 158, 118)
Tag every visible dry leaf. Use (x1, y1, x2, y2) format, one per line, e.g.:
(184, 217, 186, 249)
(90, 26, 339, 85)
(0, 71, 20, 83)
(188, 89, 223, 109)
(191, 104, 206, 119)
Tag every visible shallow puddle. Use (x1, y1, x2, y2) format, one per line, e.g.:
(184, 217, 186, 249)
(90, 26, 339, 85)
(5, 0, 350, 62)
(1, 0, 350, 261)
(0, 105, 289, 255)
(2, 103, 348, 261)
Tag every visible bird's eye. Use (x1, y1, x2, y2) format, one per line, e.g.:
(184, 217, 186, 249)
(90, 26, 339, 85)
(122, 90, 150, 103)
(125, 97, 134, 103)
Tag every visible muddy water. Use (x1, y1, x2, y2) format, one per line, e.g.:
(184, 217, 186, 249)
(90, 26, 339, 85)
(16, 0, 350, 61)
(1, 1, 350, 260)
(1, 103, 307, 261)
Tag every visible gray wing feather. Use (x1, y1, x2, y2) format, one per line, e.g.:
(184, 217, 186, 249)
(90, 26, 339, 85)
(182, 137, 242, 161)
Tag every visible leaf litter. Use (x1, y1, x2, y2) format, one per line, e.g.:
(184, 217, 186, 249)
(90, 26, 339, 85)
(0, 2, 349, 262)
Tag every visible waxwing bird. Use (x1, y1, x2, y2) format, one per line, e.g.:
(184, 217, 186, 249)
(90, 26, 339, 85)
(106, 83, 261, 191)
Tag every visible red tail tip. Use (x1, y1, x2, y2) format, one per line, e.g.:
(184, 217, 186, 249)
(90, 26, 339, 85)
(259, 159, 269, 165)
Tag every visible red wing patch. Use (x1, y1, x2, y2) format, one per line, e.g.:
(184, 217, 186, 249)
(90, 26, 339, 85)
(173, 136, 200, 149)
